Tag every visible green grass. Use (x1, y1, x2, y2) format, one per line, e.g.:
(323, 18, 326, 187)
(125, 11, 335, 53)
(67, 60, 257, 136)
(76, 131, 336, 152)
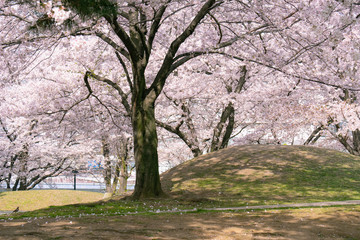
(2, 145, 360, 220)
(0, 190, 103, 211)
(161, 145, 360, 207)
(1, 197, 204, 219)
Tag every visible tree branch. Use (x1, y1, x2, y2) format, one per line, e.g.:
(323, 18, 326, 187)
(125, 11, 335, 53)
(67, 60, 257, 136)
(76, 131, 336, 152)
(156, 119, 202, 157)
(0, 13, 32, 23)
(104, 15, 139, 62)
(147, 3, 169, 53)
(115, 52, 133, 91)
(95, 31, 130, 60)
(86, 71, 131, 115)
(27, 158, 70, 190)
(149, 0, 216, 97)
(304, 125, 324, 145)
(219, 52, 360, 92)
(0, 118, 17, 142)
(208, 12, 222, 44)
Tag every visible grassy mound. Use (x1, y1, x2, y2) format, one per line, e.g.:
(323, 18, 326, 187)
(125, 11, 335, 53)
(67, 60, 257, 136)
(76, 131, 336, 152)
(1, 145, 360, 220)
(0, 190, 103, 211)
(161, 145, 360, 206)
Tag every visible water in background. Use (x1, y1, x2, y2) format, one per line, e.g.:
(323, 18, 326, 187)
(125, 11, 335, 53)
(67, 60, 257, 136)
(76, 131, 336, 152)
(0, 174, 135, 193)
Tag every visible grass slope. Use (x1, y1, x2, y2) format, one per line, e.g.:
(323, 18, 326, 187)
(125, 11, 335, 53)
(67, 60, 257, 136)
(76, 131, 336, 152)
(0, 190, 103, 211)
(161, 145, 360, 206)
(2, 145, 360, 220)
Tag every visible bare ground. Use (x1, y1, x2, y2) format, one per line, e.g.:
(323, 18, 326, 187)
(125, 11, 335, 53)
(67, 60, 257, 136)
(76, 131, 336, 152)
(1, 206, 360, 240)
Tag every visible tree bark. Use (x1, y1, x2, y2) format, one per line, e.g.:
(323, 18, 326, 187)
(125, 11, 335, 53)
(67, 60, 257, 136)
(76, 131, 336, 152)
(304, 125, 323, 145)
(156, 119, 202, 157)
(220, 106, 235, 149)
(12, 178, 19, 191)
(112, 137, 131, 195)
(352, 129, 360, 155)
(6, 178, 11, 190)
(131, 97, 164, 199)
(111, 156, 128, 195)
(118, 156, 127, 194)
(17, 147, 28, 191)
(211, 103, 235, 152)
(328, 128, 360, 156)
(102, 136, 113, 198)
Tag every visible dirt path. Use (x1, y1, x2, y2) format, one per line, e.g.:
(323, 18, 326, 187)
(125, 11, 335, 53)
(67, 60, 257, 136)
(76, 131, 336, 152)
(1, 203, 360, 239)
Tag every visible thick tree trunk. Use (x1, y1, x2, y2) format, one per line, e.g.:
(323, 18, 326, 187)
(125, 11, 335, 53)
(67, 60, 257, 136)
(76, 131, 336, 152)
(131, 100, 164, 199)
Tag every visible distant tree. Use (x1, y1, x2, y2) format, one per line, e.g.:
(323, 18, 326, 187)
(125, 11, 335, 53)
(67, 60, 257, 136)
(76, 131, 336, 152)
(0, 117, 74, 190)
(156, 63, 249, 157)
(102, 134, 133, 197)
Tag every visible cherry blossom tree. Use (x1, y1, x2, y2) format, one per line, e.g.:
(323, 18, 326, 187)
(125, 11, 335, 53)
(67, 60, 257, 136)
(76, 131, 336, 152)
(2, 0, 360, 198)
(0, 0, 232, 198)
(0, 46, 129, 191)
(103, 134, 134, 196)
(156, 59, 250, 157)
(0, 115, 82, 190)
(242, 0, 360, 153)
(0, 76, 104, 190)
(155, 0, 360, 158)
